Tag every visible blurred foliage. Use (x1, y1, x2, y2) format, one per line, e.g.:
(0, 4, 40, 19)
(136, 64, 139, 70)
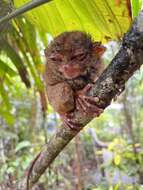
(0, 0, 143, 190)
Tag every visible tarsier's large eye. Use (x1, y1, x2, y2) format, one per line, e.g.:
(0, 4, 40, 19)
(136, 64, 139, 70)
(71, 52, 87, 61)
(49, 54, 63, 62)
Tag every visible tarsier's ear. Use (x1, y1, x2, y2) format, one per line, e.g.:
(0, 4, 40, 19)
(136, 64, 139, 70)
(92, 42, 106, 56)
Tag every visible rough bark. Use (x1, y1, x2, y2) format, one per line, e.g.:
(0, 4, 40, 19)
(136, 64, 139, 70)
(14, 10, 143, 190)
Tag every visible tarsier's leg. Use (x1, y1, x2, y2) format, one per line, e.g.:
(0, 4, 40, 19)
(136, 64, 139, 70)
(76, 84, 103, 117)
(47, 83, 81, 130)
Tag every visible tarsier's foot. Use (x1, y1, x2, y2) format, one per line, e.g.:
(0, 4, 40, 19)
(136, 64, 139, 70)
(76, 84, 103, 117)
(60, 113, 83, 131)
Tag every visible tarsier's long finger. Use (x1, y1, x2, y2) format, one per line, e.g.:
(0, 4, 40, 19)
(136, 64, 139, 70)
(64, 112, 74, 119)
(82, 102, 103, 117)
(78, 95, 97, 111)
(79, 84, 92, 94)
(76, 98, 87, 112)
(61, 114, 82, 131)
(77, 95, 103, 117)
(64, 120, 82, 130)
(76, 97, 96, 116)
(81, 95, 100, 104)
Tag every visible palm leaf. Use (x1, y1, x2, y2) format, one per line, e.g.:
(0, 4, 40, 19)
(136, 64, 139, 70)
(0, 59, 17, 77)
(14, 0, 133, 42)
(1, 39, 31, 88)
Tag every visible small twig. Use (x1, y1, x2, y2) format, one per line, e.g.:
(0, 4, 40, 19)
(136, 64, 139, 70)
(0, 0, 52, 25)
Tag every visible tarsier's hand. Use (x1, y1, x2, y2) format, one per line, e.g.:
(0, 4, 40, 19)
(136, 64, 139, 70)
(76, 84, 103, 117)
(61, 84, 104, 131)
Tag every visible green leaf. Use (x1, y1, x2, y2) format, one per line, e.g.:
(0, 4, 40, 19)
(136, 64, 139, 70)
(15, 140, 31, 152)
(11, 20, 43, 89)
(109, 186, 113, 190)
(114, 183, 120, 190)
(15, 19, 41, 65)
(131, 0, 142, 18)
(2, 40, 31, 87)
(7, 166, 16, 173)
(0, 109, 15, 125)
(0, 83, 11, 109)
(0, 129, 17, 139)
(0, 59, 17, 77)
(114, 154, 121, 166)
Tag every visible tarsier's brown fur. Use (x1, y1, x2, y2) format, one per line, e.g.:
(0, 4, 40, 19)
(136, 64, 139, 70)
(44, 31, 106, 115)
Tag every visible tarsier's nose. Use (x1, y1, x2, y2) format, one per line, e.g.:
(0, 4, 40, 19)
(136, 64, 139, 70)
(59, 64, 70, 73)
(61, 64, 69, 70)
(62, 63, 80, 70)
(59, 63, 82, 79)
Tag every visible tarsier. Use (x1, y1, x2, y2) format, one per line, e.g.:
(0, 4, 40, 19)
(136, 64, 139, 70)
(26, 31, 106, 190)
(44, 31, 106, 130)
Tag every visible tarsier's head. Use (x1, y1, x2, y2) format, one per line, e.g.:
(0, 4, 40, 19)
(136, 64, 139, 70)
(45, 31, 106, 79)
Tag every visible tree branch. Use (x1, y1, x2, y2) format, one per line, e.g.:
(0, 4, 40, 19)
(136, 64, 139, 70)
(88, 128, 108, 148)
(0, 0, 52, 25)
(16, 11, 143, 190)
